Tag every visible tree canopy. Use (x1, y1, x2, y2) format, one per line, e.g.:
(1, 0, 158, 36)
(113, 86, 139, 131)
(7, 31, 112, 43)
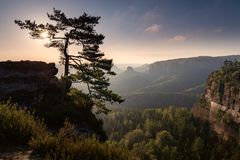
(15, 8, 123, 113)
(103, 107, 240, 160)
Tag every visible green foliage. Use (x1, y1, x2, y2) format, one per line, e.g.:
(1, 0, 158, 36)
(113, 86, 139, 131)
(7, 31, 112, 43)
(0, 102, 47, 145)
(207, 60, 240, 105)
(15, 8, 124, 114)
(103, 107, 240, 160)
(155, 130, 174, 149)
(123, 129, 145, 148)
(66, 88, 94, 109)
(214, 109, 239, 131)
(204, 60, 240, 89)
(191, 137, 204, 160)
(34, 88, 107, 140)
(0, 103, 132, 160)
(29, 120, 132, 160)
(215, 109, 225, 122)
(197, 96, 210, 109)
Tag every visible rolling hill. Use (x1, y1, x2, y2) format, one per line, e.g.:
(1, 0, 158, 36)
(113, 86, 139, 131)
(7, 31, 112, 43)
(110, 55, 240, 108)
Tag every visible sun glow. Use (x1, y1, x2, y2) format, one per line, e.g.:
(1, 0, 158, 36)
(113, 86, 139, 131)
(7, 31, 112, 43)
(40, 31, 49, 38)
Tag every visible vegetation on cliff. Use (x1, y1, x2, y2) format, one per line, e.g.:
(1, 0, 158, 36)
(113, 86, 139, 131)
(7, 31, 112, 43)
(0, 8, 129, 159)
(15, 8, 124, 114)
(0, 103, 132, 160)
(0, 102, 47, 145)
(206, 60, 240, 105)
(191, 60, 240, 151)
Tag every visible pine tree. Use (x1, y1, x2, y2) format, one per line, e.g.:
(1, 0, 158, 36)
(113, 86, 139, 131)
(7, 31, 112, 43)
(15, 8, 123, 113)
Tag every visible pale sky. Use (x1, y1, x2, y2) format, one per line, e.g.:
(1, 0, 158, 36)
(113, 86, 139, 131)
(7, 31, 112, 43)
(0, 0, 240, 64)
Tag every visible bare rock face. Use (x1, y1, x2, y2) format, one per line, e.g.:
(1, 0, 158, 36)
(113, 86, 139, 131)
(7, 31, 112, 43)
(193, 61, 240, 141)
(205, 61, 240, 124)
(0, 61, 59, 105)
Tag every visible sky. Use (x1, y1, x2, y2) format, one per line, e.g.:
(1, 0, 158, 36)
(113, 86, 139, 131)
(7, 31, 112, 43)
(0, 0, 240, 64)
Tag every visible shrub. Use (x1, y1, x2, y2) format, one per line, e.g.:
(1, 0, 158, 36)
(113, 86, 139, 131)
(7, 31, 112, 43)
(215, 109, 225, 122)
(29, 120, 132, 160)
(222, 113, 239, 131)
(34, 88, 107, 140)
(0, 102, 48, 145)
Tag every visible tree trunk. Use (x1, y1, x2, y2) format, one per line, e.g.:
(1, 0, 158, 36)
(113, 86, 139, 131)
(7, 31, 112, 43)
(64, 38, 69, 76)
(61, 38, 71, 101)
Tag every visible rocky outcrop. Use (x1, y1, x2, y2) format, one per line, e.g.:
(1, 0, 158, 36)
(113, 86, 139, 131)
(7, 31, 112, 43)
(193, 60, 240, 141)
(0, 61, 60, 105)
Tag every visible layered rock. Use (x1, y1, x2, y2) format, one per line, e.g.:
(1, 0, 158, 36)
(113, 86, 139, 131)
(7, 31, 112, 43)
(0, 61, 59, 105)
(205, 60, 240, 122)
(193, 60, 240, 141)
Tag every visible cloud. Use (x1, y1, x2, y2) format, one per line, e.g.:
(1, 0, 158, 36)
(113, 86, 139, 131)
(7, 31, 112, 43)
(168, 35, 187, 42)
(145, 24, 161, 33)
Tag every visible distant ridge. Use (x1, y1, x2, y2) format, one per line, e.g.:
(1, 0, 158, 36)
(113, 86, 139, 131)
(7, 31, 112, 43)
(110, 55, 240, 108)
(151, 55, 240, 64)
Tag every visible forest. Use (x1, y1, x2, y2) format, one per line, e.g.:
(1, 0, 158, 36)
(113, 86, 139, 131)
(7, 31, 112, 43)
(102, 107, 240, 160)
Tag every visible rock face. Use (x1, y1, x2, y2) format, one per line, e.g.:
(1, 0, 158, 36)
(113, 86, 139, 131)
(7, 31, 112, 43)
(193, 60, 240, 141)
(205, 60, 240, 123)
(0, 61, 59, 105)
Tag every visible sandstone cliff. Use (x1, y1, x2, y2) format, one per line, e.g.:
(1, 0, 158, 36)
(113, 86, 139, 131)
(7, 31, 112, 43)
(193, 60, 240, 141)
(0, 61, 60, 105)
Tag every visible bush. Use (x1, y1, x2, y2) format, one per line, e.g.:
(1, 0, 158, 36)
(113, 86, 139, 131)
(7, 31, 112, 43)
(0, 102, 48, 145)
(215, 109, 225, 122)
(215, 109, 238, 130)
(34, 88, 107, 140)
(0, 102, 131, 160)
(29, 120, 132, 160)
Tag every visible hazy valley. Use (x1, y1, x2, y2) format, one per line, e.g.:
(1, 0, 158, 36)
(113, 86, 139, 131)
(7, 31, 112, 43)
(58, 55, 240, 108)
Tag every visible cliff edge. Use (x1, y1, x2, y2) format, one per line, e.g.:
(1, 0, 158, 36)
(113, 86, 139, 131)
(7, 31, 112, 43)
(193, 60, 240, 141)
(0, 61, 60, 105)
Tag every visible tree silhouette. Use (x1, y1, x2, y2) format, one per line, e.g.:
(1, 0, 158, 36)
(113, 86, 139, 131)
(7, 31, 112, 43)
(15, 8, 123, 113)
